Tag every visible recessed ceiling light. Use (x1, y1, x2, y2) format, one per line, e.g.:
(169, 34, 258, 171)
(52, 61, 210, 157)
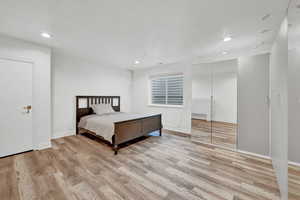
(222, 51, 228, 55)
(135, 60, 140, 64)
(223, 36, 232, 42)
(41, 32, 52, 38)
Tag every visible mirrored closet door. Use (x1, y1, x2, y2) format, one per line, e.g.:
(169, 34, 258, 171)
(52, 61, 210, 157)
(191, 66, 213, 144)
(211, 63, 237, 149)
(191, 60, 237, 150)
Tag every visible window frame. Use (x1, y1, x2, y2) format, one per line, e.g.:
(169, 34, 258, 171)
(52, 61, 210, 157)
(148, 73, 184, 108)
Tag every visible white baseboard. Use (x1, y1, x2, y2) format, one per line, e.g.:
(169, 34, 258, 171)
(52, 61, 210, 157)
(52, 130, 76, 139)
(191, 113, 208, 121)
(164, 126, 191, 135)
(36, 141, 52, 150)
(289, 161, 300, 167)
(237, 150, 271, 160)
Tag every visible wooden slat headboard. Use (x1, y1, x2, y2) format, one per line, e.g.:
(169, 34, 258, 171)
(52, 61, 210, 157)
(76, 96, 120, 125)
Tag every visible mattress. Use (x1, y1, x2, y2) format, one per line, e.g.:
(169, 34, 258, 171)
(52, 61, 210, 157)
(78, 112, 159, 143)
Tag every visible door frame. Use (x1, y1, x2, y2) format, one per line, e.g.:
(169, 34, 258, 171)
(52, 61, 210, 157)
(0, 55, 35, 152)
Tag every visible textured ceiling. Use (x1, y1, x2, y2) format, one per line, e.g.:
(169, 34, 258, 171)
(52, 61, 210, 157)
(0, 0, 289, 69)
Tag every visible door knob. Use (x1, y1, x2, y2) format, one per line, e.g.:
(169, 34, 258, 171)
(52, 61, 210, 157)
(23, 105, 32, 113)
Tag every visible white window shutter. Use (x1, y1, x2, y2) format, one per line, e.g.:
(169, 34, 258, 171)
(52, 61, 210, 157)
(151, 74, 183, 105)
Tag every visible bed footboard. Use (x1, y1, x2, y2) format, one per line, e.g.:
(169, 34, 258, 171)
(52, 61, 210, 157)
(113, 114, 162, 154)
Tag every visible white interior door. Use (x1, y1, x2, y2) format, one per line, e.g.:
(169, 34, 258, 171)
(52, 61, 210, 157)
(237, 54, 270, 155)
(0, 58, 33, 157)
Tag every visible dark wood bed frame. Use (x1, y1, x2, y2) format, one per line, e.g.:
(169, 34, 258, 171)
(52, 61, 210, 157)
(76, 96, 162, 155)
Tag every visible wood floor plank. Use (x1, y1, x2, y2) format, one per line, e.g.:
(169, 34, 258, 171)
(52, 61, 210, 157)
(191, 119, 237, 149)
(289, 164, 300, 200)
(0, 156, 20, 200)
(0, 132, 284, 200)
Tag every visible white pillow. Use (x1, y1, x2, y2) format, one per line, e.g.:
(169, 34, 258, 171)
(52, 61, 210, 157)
(92, 104, 115, 115)
(105, 104, 115, 113)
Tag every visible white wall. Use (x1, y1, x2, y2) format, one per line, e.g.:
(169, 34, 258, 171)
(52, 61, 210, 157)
(132, 62, 192, 133)
(270, 18, 288, 200)
(238, 53, 270, 156)
(52, 52, 132, 138)
(288, 48, 300, 164)
(0, 35, 52, 149)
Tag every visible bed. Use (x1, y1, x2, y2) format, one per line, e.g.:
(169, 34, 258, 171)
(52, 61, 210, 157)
(76, 96, 162, 155)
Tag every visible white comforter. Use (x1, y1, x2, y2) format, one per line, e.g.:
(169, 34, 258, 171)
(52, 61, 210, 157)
(78, 112, 160, 143)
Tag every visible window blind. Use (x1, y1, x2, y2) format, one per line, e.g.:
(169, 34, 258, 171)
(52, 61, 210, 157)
(151, 74, 183, 105)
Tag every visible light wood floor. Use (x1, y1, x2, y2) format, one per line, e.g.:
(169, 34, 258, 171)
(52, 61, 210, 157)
(191, 119, 237, 149)
(0, 132, 281, 200)
(289, 164, 300, 200)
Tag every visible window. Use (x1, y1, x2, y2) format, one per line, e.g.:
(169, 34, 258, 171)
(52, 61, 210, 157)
(150, 74, 184, 106)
